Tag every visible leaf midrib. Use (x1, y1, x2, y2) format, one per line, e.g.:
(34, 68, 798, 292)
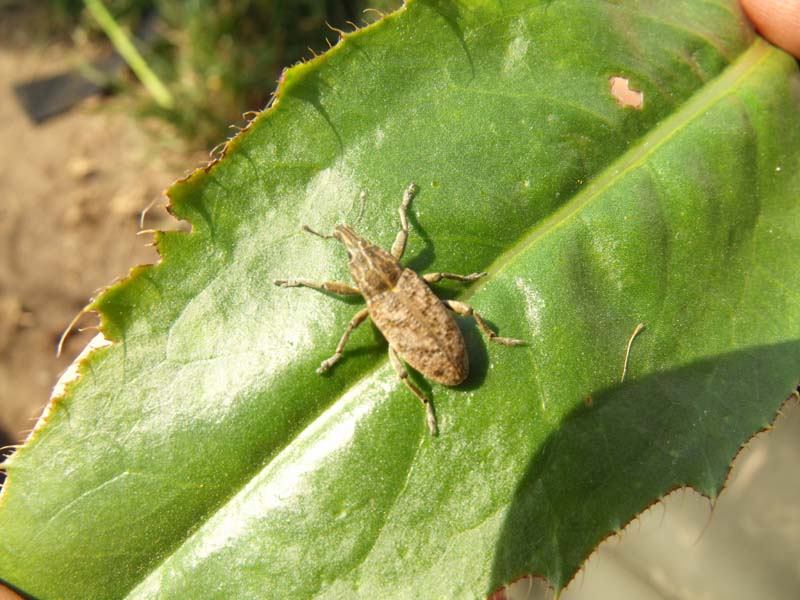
(124, 37, 775, 598)
(475, 37, 773, 294)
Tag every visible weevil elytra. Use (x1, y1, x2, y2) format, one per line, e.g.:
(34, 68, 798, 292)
(274, 183, 524, 435)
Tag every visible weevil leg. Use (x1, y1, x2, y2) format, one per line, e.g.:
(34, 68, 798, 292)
(423, 271, 487, 284)
(443, 299, 526, 346)
(317, 307, 370, 373)
(391, 182, 418, 259)
(388, 346, 437, 435)
(273, 278, 361, 296)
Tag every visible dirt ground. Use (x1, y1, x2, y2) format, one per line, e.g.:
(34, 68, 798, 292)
(0, 18, 200, 447)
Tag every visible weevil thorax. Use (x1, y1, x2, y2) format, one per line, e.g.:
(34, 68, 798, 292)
(333, 224, 402, 300)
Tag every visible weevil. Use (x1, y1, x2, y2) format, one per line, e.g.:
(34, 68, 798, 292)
(275, 183, 524, 435)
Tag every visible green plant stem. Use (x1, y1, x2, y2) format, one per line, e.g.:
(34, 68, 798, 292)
(83, 0, 174, 109)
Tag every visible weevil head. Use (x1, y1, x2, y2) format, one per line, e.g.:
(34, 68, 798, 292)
(332, 224, 362, 257)
(333, 223, 403, 293)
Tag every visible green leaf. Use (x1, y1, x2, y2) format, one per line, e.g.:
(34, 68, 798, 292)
(2, 1, 799, 598)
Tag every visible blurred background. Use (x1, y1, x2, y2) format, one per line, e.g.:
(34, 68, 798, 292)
(0, 2, 797, 599)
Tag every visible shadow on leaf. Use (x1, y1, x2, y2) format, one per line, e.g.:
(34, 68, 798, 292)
(489, 340, 800, 594)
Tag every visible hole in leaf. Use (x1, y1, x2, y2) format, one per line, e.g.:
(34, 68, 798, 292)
(609, 76, 643, 109)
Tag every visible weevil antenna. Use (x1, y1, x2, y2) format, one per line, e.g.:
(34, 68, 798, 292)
(353, 191, 366, 227)
(301, 224, 335, 239)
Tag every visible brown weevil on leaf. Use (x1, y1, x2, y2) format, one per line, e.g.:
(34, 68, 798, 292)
(275, 183, 525, 435)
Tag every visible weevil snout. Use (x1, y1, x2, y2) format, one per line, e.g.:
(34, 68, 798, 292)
(300, 189, 366, 254)
(332, 224, 361, 256)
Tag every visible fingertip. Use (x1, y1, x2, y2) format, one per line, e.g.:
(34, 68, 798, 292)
(740, 0, 800, 59)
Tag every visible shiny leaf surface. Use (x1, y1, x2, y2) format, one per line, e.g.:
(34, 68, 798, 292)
(1, 1, 799, 598)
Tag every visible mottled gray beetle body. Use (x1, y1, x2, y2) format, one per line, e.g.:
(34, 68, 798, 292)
(275, 183, 523, 435)
(337, 225, 469, 386)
